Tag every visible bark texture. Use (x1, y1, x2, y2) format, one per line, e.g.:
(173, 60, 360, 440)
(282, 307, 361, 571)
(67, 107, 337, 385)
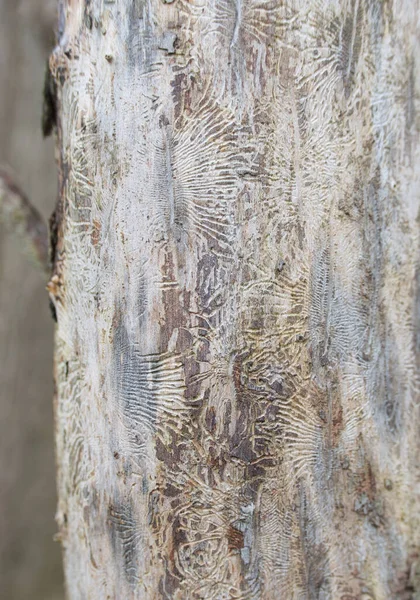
(51, 0, 420, 598)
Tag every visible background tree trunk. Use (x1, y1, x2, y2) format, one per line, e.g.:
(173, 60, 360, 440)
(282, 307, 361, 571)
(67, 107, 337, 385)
(51, 0, 420, 598)
(0, 2, 64, 598)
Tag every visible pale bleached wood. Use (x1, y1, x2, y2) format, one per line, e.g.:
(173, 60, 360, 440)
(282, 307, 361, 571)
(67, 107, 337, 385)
(51, 0, 420, 598)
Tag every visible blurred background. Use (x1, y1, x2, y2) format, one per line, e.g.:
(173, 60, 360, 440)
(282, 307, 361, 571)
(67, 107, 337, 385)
(0, 1, 64, 598)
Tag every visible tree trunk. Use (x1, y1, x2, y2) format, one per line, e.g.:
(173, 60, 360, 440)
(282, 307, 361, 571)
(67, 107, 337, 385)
(50, 0, 420, 598)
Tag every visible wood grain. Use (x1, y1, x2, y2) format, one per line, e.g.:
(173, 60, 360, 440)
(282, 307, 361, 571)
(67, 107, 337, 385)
(52, 0, 420, 597)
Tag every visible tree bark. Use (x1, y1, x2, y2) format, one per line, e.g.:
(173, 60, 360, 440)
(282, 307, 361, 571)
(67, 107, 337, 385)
(51, 0, 420, 598)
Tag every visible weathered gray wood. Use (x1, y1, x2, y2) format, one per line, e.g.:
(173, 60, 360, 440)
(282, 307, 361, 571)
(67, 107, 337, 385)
(51, 0, 420, 598)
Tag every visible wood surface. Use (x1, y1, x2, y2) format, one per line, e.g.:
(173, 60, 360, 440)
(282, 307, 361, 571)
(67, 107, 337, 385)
(51, 1, 420, 597)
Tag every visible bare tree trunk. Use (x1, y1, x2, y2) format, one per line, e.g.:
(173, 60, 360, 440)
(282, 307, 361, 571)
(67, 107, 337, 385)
(50, 0, 420, 598)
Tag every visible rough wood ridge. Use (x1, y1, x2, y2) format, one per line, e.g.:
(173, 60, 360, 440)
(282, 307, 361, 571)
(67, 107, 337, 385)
(49, 0, 420, 598)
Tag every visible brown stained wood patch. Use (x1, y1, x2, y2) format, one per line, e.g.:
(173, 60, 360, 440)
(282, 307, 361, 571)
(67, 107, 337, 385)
(227, 524, 245, 552)
(52, 0, 420, 598)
